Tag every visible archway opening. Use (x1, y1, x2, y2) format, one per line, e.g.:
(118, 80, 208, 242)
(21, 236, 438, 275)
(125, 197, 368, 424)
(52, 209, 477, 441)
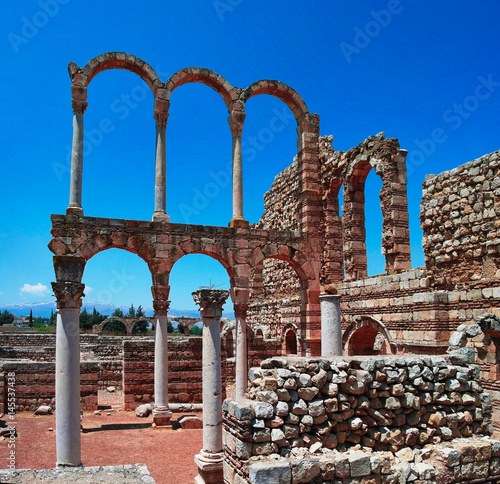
(255, 328, 264, 338)
(285, 329, 297, 355)
(167, 83, 232, 226)
(243, 95, 299, 225)
(102, 319, 127, 336)
(364, 168, 384, 276)
(348, 325, 389, 356)
(131, 320, 153, 335)
(82, 69, 155, 221)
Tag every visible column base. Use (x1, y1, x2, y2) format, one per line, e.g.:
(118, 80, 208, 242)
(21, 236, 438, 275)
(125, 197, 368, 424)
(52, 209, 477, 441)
(66, 206, 84, 216)
(152, 407, 172, 428)
(228, 218, 249, 228)
(194, 451, 224, 484)
(152, 211, 170, 223)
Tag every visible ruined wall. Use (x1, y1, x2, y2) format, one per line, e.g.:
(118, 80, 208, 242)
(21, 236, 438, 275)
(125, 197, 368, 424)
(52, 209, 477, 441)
(0, 361, 98, 412)
(421, 149, 500, 287)
(123, 336, 231, 409)
(223, 353, 494, 484)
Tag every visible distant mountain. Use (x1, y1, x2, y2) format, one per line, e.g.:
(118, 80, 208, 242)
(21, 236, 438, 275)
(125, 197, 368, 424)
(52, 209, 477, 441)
(0, 302, 234, 320)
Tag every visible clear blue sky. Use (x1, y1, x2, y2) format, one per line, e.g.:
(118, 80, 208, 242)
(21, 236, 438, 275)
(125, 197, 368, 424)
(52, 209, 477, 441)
(1, 1, 499, 314)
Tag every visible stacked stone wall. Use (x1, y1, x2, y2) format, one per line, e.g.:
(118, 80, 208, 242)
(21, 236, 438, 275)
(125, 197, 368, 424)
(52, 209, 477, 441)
(98, 360, 123, 390)
(421, 149, 500, 287)
(123, 336, 231, 409)
(223, 354, 494, 484)
(0, 361, 98, 412)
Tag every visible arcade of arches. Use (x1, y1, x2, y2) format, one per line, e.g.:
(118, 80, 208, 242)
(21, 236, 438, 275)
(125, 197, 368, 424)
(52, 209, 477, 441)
(49, 52, 500, 471)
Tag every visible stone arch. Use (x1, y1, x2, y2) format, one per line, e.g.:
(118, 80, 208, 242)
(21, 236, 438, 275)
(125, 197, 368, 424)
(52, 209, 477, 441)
(343, 316, 393, 356)
(98, 317, 129, 335)
(242, 80, 309, 122)
(75, 235, 156, 267)
(165, 67, 240, 112)
(73, 52, 161, 93)
(131, 319, 153, 335)
(283, 324, 299, 355)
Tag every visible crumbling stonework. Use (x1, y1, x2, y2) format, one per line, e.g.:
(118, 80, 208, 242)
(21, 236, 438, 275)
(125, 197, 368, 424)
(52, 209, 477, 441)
(223, 353, 495, 483)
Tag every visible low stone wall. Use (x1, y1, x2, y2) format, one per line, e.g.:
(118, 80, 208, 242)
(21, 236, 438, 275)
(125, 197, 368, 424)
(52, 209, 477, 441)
(123, 336, 230, 409)
(99, 360, 123, 390)
(223, 354, 493, 483)
(0, 360, 98, 412)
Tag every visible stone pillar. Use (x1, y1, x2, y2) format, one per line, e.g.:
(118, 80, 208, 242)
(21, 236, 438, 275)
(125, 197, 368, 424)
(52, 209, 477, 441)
(234, 303, 248, 399)
(320, 292, 342, 356)
(153, 299, 172, 427)
(228, 112, 248, 228)
(67, 100, 88, 215)
(52, 281, 85, 466)
(192, 289, 229, 484)
(152, 107, 170, 222)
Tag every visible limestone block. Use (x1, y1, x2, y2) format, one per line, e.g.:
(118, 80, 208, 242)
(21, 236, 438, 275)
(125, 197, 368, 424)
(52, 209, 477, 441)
(249, 461, 291, 484)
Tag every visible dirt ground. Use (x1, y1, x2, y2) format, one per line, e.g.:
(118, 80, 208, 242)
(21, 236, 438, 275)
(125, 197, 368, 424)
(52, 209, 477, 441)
(0, 410, 203, 484)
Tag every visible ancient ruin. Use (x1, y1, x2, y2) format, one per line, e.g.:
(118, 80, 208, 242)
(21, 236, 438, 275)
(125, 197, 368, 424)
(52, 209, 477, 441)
(0, 51, 498, 482)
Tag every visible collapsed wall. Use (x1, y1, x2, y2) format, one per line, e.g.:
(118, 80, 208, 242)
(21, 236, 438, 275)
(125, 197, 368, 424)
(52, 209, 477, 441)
(223, 350, 496, 484)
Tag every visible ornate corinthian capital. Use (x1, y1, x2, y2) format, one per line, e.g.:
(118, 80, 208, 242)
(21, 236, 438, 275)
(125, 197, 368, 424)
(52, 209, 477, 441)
(233, 303, 249, 320)
(72, 100, 88, 116)
(51, 282, 85, 309)
(153, 299, 171, 316)
(192, 289, 229, 319)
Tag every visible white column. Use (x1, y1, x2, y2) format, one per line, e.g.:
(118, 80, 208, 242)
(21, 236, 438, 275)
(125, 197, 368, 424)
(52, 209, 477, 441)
(234, 303, 248, 399)
(52, 281, 84, 467)
(67, 102, 87, 214)
(228, 112, 248, 228)
(320, 293, 342, 356)
(153, 300, 172, 426)
(192, 289, 229, 484)
(152, 110, 170, 222)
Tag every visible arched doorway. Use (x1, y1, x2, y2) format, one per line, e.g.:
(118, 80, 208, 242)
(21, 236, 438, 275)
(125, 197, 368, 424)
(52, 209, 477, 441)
(343, 317, 392, 356)
(285, 328, 297, 355)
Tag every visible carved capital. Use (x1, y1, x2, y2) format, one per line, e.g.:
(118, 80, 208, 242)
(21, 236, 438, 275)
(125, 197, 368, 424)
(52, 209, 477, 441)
(72, 100, 88, 116)
(153, 299, 171, 316)
(233, 303, 249, 320)
(52, 281, 85, 309)
(228, 111, 246, 138)
(154, 110, 169, 129)
(192, 289, 229, 319)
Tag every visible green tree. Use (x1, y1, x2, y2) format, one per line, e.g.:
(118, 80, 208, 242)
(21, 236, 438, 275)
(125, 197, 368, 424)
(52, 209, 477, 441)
(0, 310, 14, 326)
(177, 324, 185, 335)
(89, 307, 106, 327)
(112, 307, 124, 318)
(167, 321, 174, 333)
(102, 319, 127, 335)
(49, 309, 56, 326)
(136, 305, 145, 318)
(28, 309, 33, 328)
(127, 304, 135, 318)
(190, 324, 202, 336)
(79, 307, 92, 330)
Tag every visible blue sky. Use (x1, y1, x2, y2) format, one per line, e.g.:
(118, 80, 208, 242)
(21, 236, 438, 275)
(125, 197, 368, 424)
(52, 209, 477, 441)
(0, 1, 499, 315)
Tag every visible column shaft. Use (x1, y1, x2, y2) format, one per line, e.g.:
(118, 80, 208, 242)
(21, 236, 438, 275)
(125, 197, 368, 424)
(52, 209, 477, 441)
(235, 316, 247, 399)
(153, 114, 170, 222)
(55, 308, 81, 466)
(232, 134, 243, 220)
(154, 315, 169, 408)
(202, 317, 223, 453)
(320, 294, 342, 356)
(68, 112, 84, 211)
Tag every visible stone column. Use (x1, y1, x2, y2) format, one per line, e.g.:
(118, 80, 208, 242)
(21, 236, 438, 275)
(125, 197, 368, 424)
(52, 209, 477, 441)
(228, 112, 249, 228)
(320, 292, 342, 356)
(192, 289, 229, 484)
(52, 281, 85, 466)
(152, 108, 170, 222)
(234, 303, 248, 399)
(67, 100, 88, 215)
(153, 299, 172, 427)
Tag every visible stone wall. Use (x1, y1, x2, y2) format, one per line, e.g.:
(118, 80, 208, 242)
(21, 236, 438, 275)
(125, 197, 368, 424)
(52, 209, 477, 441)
(421, 149, 500, 288)
(123, 336, 232, 410)
(223, 353, 494, 483)
(98, 360, 123, 390)
(0, 360, 98, 412)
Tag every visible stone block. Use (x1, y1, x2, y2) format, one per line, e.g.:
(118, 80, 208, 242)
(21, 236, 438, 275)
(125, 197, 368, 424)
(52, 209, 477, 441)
(249, 461, 291, 484)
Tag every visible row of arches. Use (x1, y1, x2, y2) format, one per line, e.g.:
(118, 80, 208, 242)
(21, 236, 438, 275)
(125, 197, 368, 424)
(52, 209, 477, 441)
(67, 52, 320, 232)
